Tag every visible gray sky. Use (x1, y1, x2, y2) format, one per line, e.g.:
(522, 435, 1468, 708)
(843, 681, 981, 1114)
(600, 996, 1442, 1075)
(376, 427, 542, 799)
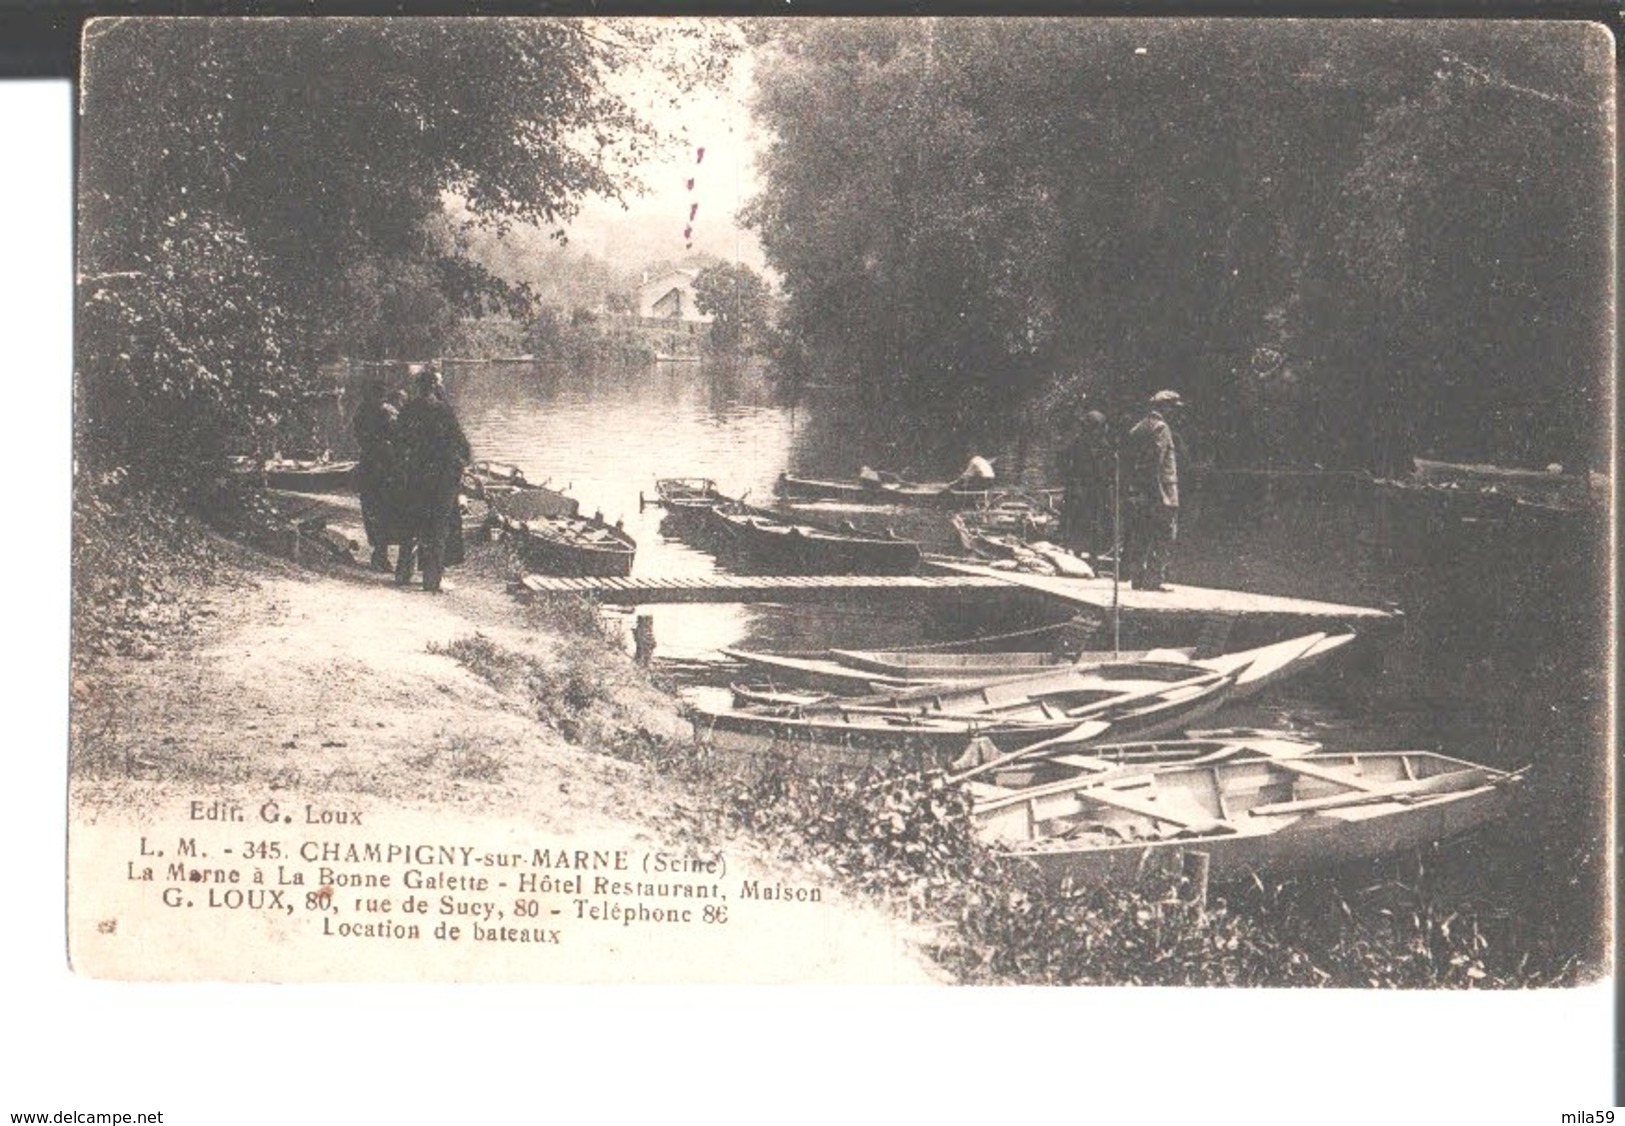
(563, 37, 766, 272)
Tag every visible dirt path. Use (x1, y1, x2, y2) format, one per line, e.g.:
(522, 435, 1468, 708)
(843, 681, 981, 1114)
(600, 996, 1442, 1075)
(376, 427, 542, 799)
(69, 531, 942, 984)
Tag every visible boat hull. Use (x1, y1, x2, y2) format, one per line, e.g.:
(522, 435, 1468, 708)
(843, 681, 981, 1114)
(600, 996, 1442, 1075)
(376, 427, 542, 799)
(693, 670, 1237, 772)
(244, 460, 357, 493)
(976, 751, 1517, 887)
(999, 784, 1511, 887)
(467, 463, 579, 520)
(692, 710, 1082, 771)
(707, 505, 921, 575)
(653, 478, 727, 533)
(502, 515, 636, 578)
(775, 472, 1063, 511)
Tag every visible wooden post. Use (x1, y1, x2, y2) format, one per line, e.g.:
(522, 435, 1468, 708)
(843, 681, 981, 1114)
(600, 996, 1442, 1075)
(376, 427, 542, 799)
(633, 615, 656, 665)
(1111, 447, 1121, 657)
(1183, 850, 1210, 910)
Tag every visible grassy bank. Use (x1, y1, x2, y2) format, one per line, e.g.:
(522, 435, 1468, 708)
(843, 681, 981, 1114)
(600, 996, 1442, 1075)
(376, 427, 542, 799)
(71, 484, 1599, 988)
(437, 623, 1590, 988)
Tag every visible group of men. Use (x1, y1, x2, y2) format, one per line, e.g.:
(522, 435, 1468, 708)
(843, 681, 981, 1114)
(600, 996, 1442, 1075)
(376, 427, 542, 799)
(1058, 388, 1186, 592)
(351, 364, 473, 594)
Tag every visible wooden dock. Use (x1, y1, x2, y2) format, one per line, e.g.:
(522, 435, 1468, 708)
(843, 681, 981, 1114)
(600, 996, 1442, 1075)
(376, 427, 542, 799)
(922, 559, 1397, 624)
(516, 572, 1017, 604)
(516, 564, 1397, 626)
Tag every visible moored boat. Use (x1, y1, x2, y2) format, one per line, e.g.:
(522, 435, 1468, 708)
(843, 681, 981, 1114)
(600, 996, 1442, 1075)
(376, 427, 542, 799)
(707, 500, 921, 575)
(650, 477, 729, 531)
(1411, 457, 1603, 508)
(240, 456, 358, 493)
(691, 706, 1113, 772)
(465, 461, 579, 520)
(827, 645, 1185, 682)
(948, 729, 1324, 791)
(951, 500, 1060, 561)
(723, 631, 1349, 706)
(716, 644, 1170, 692)
(692, 666, 1239, 770)
(970, 749, 1522, 886)
(497, 512, 636, 578)
(776, 469, 1062, 510)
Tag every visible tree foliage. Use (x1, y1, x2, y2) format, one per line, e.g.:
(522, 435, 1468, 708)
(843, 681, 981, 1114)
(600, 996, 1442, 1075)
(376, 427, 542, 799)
(744, 20, 1610, 470)
(77, 17, 737, 484)
(691, 261, 772, 351)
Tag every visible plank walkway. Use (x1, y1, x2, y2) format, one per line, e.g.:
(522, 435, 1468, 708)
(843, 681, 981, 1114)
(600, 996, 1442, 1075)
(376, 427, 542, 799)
(516, 564, 1397, 627)
(922, 558, 1397, 622)
(517, 572, 1015, 604)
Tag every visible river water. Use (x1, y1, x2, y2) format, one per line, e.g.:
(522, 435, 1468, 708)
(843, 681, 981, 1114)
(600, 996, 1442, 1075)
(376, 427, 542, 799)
(326, 357, 1610, 971)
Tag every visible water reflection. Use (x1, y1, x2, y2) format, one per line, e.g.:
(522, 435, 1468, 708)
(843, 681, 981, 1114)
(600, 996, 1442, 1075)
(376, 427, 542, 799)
(300, 355, 1607, 969)
(308, 356, 1607, 772)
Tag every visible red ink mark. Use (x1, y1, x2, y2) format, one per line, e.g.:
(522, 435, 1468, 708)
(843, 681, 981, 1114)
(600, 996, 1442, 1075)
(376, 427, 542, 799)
(685, 178, 694, 191)
(683, 226, 692, 240)
(696, 147, 705, 164)
(689, 202, 699, 221)
(315, 885, 335, 909)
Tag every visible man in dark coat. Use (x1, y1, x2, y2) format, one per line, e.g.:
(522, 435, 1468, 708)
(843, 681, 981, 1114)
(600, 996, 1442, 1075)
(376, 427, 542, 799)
(351, 378, 399, 572)
(1124, 389, 1184, 592)
(1059, 408, 1113, 562)
(393, 365, 471, 593)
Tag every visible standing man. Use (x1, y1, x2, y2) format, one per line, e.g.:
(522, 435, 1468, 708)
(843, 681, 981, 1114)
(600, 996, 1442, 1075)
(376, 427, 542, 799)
(1125, 389, 1184, 591)
(1059, 408, 1113, 562)
(351, 377, 399, 572)
(393, 364, 471, 593)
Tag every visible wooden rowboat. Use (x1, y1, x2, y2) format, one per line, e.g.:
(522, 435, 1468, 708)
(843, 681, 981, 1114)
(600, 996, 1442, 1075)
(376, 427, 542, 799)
(970, 749, 1522, 887)
(496, 512, 636, 578)
(715, 648, 930, 694)
(828, 646, 1189, 683)
(692, 668, 1239, 771)
(763, 633, 1350, 714)
(691, 706, 1104, 771)
(947, 729, 1324, 792)
(716, 644, 1186, 693)
(707, 500, 921, 575)
(465, 461, 579, 520)
(1412, 457, 1602, 505)
(232, 456, 358, 493)
(654, 477, 727, 512)
(776, 470, 1064, 510)
(649, 478, 729, 537)
(951, 501, 1060, 561)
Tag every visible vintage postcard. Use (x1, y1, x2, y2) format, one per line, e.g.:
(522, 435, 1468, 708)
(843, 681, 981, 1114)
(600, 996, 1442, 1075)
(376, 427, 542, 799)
(68, 15, 1613, 1002)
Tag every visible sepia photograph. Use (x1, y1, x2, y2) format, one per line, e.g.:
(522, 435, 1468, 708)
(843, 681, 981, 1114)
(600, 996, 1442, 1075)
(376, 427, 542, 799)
(48, 11, 1617, 1108)
(69, 11, 1613, 984)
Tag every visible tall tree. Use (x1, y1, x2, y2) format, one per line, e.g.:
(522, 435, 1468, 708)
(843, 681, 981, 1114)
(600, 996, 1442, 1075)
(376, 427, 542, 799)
(692, 262, 772, 351)
(745, 19, 1610, 470)
(77, 17, 737, 484)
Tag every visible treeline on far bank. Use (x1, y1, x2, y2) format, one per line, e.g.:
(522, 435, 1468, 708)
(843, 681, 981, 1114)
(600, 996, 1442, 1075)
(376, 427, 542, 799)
(742, 21, 1612, 476)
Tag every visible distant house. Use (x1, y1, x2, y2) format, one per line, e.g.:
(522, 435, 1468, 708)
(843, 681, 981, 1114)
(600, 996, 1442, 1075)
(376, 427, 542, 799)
(637, 269, 714, 325)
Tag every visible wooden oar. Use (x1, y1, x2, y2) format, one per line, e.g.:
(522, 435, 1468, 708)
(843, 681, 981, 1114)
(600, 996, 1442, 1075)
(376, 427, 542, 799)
(806, 662, 1222, 714)
(945, 720, 1116, 786)
(959, 737, 1268, 802)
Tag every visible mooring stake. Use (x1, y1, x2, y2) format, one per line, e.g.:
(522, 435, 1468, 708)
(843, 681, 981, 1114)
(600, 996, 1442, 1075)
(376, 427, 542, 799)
(633, 615, 656, 665)
(1183, 850, 1211, 910)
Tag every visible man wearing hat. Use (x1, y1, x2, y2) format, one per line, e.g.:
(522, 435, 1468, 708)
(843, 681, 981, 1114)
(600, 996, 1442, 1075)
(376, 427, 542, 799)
(393, 363, 471, 593)
(1124, 389, 1184, 591)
